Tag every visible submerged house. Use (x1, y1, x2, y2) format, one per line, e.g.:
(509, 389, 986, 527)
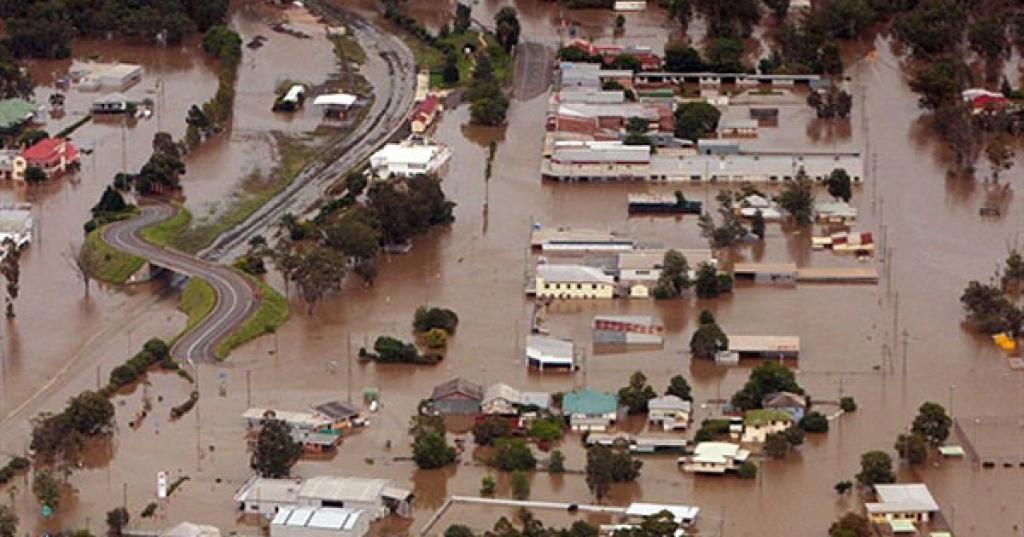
(761, 392, 807, 422)
(865, 484, 940, 527)
(22, 137, 80, 179)
(647, 395, 691, 430)
(679, 442, 750, 474)
(741, 409, 793, 443)
(430, 377, 484, 415)
(562, 388, 619, 432)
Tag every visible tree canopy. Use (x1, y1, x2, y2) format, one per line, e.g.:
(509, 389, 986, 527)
(674, 102, 721, 141)
(618, 371, 657, 414)
(911, 402, 952, 446)
(250, 418, 302, 478)
(731, 361, 803, 410)
(855, 450, 895, 487)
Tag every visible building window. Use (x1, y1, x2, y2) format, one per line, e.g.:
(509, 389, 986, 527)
(577, 283, 582, 290)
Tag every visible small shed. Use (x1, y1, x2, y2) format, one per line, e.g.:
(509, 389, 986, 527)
(313, 93, 357, 119)
(430, 377, 483, 415)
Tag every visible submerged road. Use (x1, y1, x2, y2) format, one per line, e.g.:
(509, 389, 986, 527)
(102, 204, 258, 363)
(201, 1, 418, 261)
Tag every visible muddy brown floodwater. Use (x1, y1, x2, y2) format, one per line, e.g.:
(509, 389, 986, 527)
(3, 3, 1024, 537)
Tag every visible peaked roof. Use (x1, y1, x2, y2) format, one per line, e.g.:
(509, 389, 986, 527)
(23, 137, 77, 161)
(315, 400, 360, 420)
(431, 377, 483, 401)
(0, 99, 36, 130)
(483, 382, 522, 404)
(413, 95, 439, 119)
(762, 391, 807, 409)
(648, 395, 691, 412)
(562, 388, 618, 415)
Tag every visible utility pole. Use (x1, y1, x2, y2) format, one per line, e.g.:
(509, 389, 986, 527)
(901, 330, 909, 377)
(347, 334, 353, 405)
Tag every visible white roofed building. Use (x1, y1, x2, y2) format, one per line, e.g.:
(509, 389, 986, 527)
(234, 475, 412, 519)
(647, 395, 691, 430)
(679, 442, 750, 474)
(535, 264, 616, 299)
(865, 484, 940, 525)
(271, 507, 369, 537)
(482, 383, 522, 415)
(370, 140, 451, 178)
(525, 334, 577, 370)
(624, 502, 700, 527)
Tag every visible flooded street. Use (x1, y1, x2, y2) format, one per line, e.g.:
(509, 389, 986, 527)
(2, 2, 1024, 536)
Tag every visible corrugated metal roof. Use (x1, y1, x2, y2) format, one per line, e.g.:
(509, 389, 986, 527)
(537, 264, 615, 284)
(563, 388, 618, 415)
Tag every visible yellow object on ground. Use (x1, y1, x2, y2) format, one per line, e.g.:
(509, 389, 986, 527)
(993, 333, 1017, 352)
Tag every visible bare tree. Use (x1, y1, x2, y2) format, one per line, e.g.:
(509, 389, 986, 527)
(64, 242, 98, 297)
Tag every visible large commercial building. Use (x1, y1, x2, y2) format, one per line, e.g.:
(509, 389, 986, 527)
(541, 140, 864, 184)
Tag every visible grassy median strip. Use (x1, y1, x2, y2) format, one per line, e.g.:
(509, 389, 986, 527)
(171, 135, 315, 254)
(86, 226, 146, 284)
(178, 277, 217, 336)
(139, 205, 192, 247)
(214, 271, 290, 359)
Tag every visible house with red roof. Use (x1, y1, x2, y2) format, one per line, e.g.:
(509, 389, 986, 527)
(565, 39, 663, 71)
(22, 137, 79, 179)
(411, 95, 441, 134)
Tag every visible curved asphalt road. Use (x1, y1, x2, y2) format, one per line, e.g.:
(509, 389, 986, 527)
(103, 204, 257, 364)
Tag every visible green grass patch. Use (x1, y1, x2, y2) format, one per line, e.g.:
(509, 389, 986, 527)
(171, 135, 316, 254)
(395, 29, 511, 89)
(85, 226, 146, 284)
(214, 272, 290, 359)
(330, 33, 367, 65)
(178, 277, 217, 336)
(139, 205, 192, 247)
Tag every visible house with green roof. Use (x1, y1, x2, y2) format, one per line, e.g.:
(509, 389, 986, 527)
(562, 388, 619, 432)
(0, 99, 37, 136)
(741, 408, 793, 443)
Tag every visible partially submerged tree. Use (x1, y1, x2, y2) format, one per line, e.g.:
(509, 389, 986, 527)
(911, 402, 952, 447)
(618, 371, 657, 414)
(65, 242, 99, 297)
(250, 418, 302, 478)
(855, 450, 895, 487)
(777, 170, 814, 225)
(652, 249, 690, 299)
(689, 310, 728, 359)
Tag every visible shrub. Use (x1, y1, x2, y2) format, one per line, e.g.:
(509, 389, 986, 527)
(424, 328, 448, 349)
(473, 415, 512, 446)
(547, 450, 566, 473)
(801, 411, 830, 433)
(839, 396, 857, 412)
(413, 306, 460, 333)
(491, 439, 537, 472)
(528, 417, 563, 442)
(480, 476, 496, 496)
(736, 461, 757, 479)
(510, 471, 530, 499)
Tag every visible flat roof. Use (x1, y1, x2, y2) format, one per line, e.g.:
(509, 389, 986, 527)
(234, 477, 302, 503)
(526, 335, 575, 363)
(888, 519, 917, 533)
(313, 93, 357, 107)
(371, 143, 443, 166)
(691, 442, 748, 464)
(733, 262, 798, 274)
(728, 335, 800, 353)
(625, 503, 699, 523)
(299, 476, 392, 503)
(618, 249, 714, 270)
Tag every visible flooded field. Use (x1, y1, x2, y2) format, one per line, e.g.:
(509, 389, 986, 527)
(2, 2, 1024, 537)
